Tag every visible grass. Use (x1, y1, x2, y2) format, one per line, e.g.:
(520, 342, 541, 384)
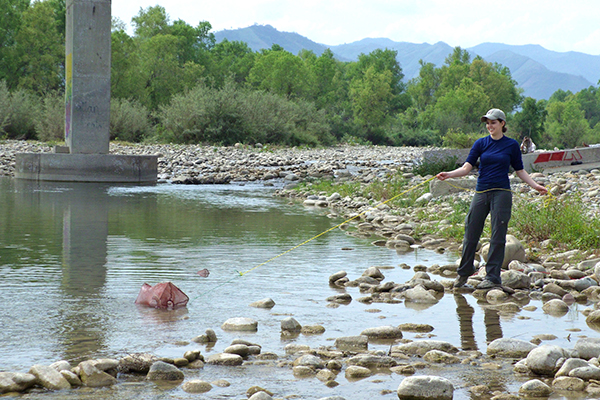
(294, 164, 600, 254)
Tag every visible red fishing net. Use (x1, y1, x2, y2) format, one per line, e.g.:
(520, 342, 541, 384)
(134, 282, 189, 309)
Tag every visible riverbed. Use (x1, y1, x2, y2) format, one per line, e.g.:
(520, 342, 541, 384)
(0, 176, 597, 399)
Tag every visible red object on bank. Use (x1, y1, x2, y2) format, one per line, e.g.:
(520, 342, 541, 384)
(135, 282, 189, 309)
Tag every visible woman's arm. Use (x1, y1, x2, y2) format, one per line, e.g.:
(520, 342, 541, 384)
(436, 162, 473, 181)
(515, 169, 548, 195)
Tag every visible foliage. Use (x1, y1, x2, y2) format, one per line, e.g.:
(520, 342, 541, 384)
(411, 155, 460, 177)
(0, 1, 598, 147)
(155, 81, 333, 146)
(442, 128, 483, 149)
(2, 87, 39, 139)
(35, 90, 64, 141)
(0, 81, 11, 134)
(110, 98, 154, 142)
(512, 194, 600, 251)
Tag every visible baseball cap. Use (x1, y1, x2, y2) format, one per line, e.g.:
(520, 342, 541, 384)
(480, 108, 506, 122)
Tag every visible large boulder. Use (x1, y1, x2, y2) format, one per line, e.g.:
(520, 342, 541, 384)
(481, 235, 525, 269)
(0, 372, 37, 394)
(146, 361, 184, 381)
(397, 375, 454, 400)
(487, 338, 536, 358)
(500, 269, 531, 289)
(29, 365, 71, 391)
(526, 345, 571, 376)
(574, 338, 600, 360)
(393, 340, 458, 356)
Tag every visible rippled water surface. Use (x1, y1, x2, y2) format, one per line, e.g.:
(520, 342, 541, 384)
(0, 177, 595, 399)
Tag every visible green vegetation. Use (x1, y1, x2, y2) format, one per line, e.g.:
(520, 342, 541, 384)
(512, 195, 600, 250)
(1, 1, 600, 148)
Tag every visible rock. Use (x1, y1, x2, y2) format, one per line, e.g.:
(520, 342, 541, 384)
(500, 269, 530, 289)
(60, 370, 82, 386)
(552, 376, 586, 391)
(335, 335, 368, 351)
(556, 358, 590, 376)
(29, 364, 71, 390)
(118, 353, 159, 373)
(481, 235, 525, 269)
(347, 355, 397, 368)
(393, 340, 458, 356)
(362, 266, 385, 280)
(423, 350, 460, 364)
(316, 369, 337, 382)
(344, 366, 372, 379)
(224, 344, 251, 358)
(77, 360, 117, 387)
(249, 391, 274, 400)
(518, 379, 552, 397)
(249, 298, 275, 308)
(205, 328, 218, 342)
(50, 360, 72, 372)
(0, 372, 37, 394)
(397, 375, 454, 400)
(293, 354, 325, 370)
(398, 323, 434, 333)
(182, 380, 212, 393)
(326, 293, 352, 304)
(221, 317, 258, 331)
(146, 361, 184, 381)
(206, 353, 244, 366)
(574, 338, 600, 360)
(329, 271, 347, 284)
(570, 365, 600, 380)
(402, 285, 439, 303)
(526, 345, 571, 376)
(301, 324, 326, 334)
(360, 326, 403, 340)
(542, 299, 570, 316)
(281, 317, 302, 332)
(586, 311, 600, 331)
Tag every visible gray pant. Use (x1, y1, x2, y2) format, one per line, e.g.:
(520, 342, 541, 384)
(457, 190, 512, 284)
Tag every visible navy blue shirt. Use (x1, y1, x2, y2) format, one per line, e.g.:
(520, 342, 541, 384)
(465, 135, 524, 191)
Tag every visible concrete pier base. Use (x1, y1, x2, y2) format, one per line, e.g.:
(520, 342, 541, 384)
(15, 153, 158, 183)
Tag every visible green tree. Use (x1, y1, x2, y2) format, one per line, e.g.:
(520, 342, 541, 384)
(513, 97, 546, 142)
(349, 66, 394, 144)
(573, 86, 600, 128)
(432, 77, 491, 135)
(209, 39, 255, 86)
(13, 0, 64, 93)
(248, 49, 310, 98)
(0, 0, 29, 87)
(544, 99, 590, 148)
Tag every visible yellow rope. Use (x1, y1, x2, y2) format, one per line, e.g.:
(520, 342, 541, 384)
(439, 179, 555, 207)
(237, 176, 437, 276)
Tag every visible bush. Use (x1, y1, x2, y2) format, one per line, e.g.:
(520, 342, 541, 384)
(411, 155, 460, 177)
(155, 81, 334, 146)
(3, 88, 40, 139)
(0, 81, 10, 135)
(441, 129, 483, 149)
(110, 98, 154, 142)
(35, 91, 65, 142)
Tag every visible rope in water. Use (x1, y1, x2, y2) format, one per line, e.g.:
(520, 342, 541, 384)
(190, 174, 551, 301)
(190, 175, 436, 301)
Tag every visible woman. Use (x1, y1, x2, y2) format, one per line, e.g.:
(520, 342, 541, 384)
(436, 108, 547, 289)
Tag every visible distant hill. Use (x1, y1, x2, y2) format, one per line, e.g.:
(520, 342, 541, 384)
(214, 25, 600, 100)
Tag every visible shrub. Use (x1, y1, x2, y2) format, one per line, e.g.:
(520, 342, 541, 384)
(110, 98, 153, 142)
(411, 155, 460, 177)
(35, 91, 65, 142)
(442, 129, 483, 149)
(0, 81, 10, 135)
(3, 88, 40, 139)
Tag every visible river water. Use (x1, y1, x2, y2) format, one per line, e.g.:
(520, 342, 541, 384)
(0, 177, 595, 399)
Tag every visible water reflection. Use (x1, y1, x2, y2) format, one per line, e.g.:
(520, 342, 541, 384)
(13, 180, 117, 363)
(454, 294, 503, 351)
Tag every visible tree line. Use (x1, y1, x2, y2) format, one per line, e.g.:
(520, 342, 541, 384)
(1, 0, 600, 149)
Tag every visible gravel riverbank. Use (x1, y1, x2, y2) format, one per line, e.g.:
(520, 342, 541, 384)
(3, 140, 600, 399)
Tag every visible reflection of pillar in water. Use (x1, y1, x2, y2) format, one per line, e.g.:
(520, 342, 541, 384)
(61, 187, 108, 295)
(484, 306, 503, 344)
(454, 294, 477, 351)
(59, 183, 110, 362)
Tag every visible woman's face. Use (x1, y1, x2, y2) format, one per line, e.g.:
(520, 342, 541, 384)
(485, 118, 504, 135)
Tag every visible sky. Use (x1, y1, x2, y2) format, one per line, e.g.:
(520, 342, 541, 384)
(112, 0, 600, 56)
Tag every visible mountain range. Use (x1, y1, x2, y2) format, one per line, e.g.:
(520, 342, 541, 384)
(215, 24, 600, 100)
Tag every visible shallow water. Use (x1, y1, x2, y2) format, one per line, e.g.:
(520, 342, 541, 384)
(0, 177, 595, 399)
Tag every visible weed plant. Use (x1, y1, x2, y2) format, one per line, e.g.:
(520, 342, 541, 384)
(512, 194, 600, 251)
